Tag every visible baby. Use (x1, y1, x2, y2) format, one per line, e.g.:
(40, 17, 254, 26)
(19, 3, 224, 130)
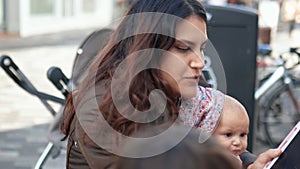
(179, 86, 251, 167)
(212, 95, 249, 160)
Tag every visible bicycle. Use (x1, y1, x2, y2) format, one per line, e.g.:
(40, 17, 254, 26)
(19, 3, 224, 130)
(255, 45, 300, 147)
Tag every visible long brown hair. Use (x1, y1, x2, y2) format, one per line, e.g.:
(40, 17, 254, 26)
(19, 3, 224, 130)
(61, 0, 207, 139)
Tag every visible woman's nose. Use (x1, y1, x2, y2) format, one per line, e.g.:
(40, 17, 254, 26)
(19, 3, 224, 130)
(190, 52, 205, 69)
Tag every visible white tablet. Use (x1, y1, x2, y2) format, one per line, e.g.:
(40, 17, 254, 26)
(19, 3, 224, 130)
(263, 121, 300, 169)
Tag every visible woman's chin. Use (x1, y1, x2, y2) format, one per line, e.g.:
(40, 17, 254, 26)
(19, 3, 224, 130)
(180, 86, 198, 99)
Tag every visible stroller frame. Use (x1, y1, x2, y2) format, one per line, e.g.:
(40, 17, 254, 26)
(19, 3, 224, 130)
(0, 28, 114, 169)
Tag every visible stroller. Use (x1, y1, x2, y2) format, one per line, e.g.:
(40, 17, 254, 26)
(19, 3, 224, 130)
(0, 28, 114, 169)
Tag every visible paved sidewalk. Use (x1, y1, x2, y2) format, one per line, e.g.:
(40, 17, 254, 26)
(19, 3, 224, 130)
(0, 28, 95, 169)
(0, 26, 300, 169)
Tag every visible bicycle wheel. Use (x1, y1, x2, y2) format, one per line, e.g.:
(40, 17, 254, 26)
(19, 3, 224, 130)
(261, 79, 300, 147)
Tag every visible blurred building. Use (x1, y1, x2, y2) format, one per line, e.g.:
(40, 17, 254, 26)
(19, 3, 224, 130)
(0, 0, 114, 37)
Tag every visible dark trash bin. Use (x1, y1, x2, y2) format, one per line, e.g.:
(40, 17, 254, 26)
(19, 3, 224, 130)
(204, 4, 258, 151)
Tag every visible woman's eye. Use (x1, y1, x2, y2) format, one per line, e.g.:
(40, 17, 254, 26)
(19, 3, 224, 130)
(175, 46, 189, 51)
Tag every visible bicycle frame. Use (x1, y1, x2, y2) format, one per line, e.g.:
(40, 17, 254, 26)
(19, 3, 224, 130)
(255, 66, 285, 100)
(255, 64, 300, 115)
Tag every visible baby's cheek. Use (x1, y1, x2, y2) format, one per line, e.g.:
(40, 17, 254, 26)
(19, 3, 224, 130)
(214, 135, 229, 147)
(241, 139, 248, 150)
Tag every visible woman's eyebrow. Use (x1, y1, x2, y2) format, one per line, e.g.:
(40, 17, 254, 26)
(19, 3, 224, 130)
(176, 39, 208, 48)
(176, 39, 196, 47)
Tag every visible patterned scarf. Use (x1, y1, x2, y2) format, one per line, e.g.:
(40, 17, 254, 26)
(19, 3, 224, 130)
(179, 86, 225, 134)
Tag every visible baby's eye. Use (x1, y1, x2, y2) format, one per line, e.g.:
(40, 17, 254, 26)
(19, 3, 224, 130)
(240, 133, 248, 137)
(225, 133, 232, 137)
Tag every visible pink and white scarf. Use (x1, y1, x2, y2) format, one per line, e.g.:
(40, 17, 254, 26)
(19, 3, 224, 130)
(179, 86, 225, 134)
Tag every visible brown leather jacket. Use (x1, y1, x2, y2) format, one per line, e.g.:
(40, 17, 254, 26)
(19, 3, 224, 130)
(66, 115, 118, 169)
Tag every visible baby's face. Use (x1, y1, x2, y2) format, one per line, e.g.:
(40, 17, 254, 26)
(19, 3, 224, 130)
(212, 98, 249, 156)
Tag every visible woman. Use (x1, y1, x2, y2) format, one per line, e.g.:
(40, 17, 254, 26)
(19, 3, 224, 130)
(61, 0, 280, 168)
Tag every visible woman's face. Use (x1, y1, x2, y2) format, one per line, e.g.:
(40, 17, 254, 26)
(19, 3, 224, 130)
(160, 15, 207, 98)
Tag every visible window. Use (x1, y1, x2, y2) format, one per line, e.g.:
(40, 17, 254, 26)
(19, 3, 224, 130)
(63, 0, 74, 16)
(30, 0, 55, 15)
(82, 0, 96, 14)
